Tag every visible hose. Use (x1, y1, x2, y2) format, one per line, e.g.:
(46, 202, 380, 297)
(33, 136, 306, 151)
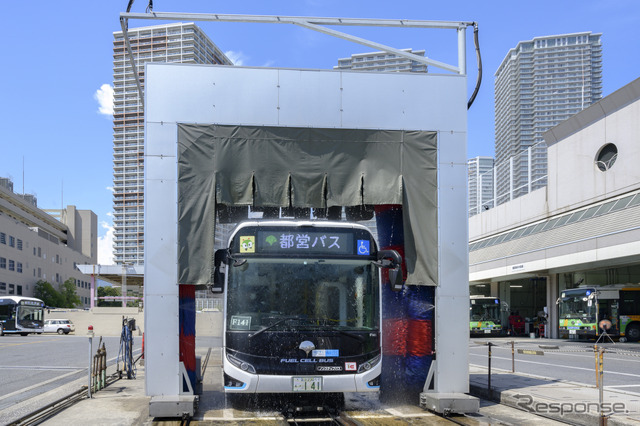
(467, 22, 483, 109)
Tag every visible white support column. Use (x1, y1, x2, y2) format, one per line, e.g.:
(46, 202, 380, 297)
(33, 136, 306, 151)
(434, 130, 469, 394)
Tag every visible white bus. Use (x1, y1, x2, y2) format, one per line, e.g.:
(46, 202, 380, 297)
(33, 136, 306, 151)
(0, 296, 45, 336)
(214, 220, 402, 402)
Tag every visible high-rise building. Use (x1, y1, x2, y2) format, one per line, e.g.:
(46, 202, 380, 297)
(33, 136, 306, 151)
(335, 48, 427, 73)
(468, 156, 495, 217)
(494, 32, 602, 202)
(112, 23, 232, 265)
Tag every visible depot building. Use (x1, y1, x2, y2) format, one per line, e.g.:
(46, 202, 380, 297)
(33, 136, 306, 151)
(469, 77, 640, 338)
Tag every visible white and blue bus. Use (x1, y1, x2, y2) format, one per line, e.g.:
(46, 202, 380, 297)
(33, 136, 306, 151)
(0, 296, 45, 336)
(214, 220, 402, 400)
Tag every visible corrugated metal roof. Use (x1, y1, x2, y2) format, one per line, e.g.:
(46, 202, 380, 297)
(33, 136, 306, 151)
(470, 203, 640, 265)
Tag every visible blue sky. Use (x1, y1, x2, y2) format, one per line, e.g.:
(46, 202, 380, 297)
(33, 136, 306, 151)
(1, 1, 639, 264)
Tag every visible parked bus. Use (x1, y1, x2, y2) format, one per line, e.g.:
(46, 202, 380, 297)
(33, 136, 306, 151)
(214, 221, 402, 401)
(469, 295, 503, 336)
(0, 296, 45, 336)
(558, 284, 640, 342)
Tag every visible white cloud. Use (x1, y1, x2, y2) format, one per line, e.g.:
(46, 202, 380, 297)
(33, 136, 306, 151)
(106, 186, 115, 193)
(224, 50, 248, 66)
(97, 221, 115, 265)
(94, 84, 114, 116)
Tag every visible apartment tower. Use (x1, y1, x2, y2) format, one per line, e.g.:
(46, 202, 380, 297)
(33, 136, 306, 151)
(494, 32, 602, 202)
(335, 48, 427, 73)
(112, 23, 231, 265)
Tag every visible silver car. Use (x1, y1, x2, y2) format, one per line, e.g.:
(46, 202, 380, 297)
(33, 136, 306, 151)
(44, 319, 75, 335)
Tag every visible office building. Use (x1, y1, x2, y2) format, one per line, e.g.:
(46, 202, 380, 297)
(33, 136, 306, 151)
(112, 23, 232, 265)
(468, 156, 495, 216)
(335, 48, 427, 73)
(0, 178, 96, 305)
(494, 32, 602, 202)
(470, 76, 640, 339)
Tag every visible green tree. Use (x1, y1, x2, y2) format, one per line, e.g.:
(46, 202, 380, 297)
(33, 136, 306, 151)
(60, 278, 81, 308)
(33, 280, 63, 307)
(97, 285, 121, 307)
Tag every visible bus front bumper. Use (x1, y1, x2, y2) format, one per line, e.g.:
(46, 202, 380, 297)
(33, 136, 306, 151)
(223, 357, 381, 393)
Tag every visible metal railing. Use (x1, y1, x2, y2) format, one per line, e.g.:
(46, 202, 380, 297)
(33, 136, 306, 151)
(469, 142, 548, 217)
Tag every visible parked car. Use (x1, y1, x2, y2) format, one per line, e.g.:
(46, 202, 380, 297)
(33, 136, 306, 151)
(44, 319, 75, 335)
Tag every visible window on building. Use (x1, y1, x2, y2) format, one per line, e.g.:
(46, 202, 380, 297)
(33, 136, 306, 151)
(0, 257, 5, 269)
(17, 262, 22, 273)
(17, 239, 22, 250)
(9, 284, 15, 295)
(9, 260, 15, 271)
(0, 232, 5, 244)
(0, 282, 5, 293)
(17, 285, 22, 296)
(9, 236, 15, 247)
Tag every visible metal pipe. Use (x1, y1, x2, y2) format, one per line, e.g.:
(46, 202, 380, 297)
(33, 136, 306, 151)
(511, 341, 515, 373)
(487, 342, 494, 396)
(594, 345, 599, 387)
(88, 335, 93, 399)
(599, 348, 605, 425)
(457, 25, 466, 75)
(294, 20, 459, 73)
(120, 11, 475, 75)
(120, 12, 473, 29)
(101, 342, 107, 390)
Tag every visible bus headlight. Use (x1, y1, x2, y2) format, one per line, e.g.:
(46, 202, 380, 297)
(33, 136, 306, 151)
(357, 354, 381, 373)
(227, 353, 256, 374)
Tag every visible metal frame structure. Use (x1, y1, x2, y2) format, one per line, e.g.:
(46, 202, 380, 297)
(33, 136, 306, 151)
(138, 11, 476, 418)
(120, 12, 475, 106)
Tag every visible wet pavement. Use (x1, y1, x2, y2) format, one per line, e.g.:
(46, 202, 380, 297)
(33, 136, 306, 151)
(14, 340, 640, 425)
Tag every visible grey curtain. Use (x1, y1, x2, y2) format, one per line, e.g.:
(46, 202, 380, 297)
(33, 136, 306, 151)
(177, 124, 437, 286)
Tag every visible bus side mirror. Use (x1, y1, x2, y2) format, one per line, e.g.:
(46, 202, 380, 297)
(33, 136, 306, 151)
(376, 250, 404, 292)
(212, 249, 228, 294)
(388, 267, 403, 292)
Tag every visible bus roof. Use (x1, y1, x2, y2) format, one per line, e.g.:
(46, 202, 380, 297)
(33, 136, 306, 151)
(0, 296, 45, 304)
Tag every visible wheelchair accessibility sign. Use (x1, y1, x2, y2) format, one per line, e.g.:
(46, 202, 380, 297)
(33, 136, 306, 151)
(357, 240, 370, 255)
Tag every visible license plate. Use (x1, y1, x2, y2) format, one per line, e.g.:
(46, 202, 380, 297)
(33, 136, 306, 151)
(484, 329, 491, 334)
(569, 329, 576, 334)
(292, 377, 322, 392)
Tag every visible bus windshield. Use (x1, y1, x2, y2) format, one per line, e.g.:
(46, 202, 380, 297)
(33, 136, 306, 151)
(470, 301, 501, 323)
(17, 304, 44, 328)
(559, 289, 596, 322)
(226, 258, 379, 332)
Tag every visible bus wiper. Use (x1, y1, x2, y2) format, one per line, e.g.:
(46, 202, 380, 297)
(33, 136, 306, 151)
(248, 316, 298, 339)
(335, 329, 365, 343)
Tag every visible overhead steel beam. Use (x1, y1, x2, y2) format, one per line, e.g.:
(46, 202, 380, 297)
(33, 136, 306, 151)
(120, 12, 474, 74)
(293, 20, 459, 73)
(121, 12, 472, 29)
